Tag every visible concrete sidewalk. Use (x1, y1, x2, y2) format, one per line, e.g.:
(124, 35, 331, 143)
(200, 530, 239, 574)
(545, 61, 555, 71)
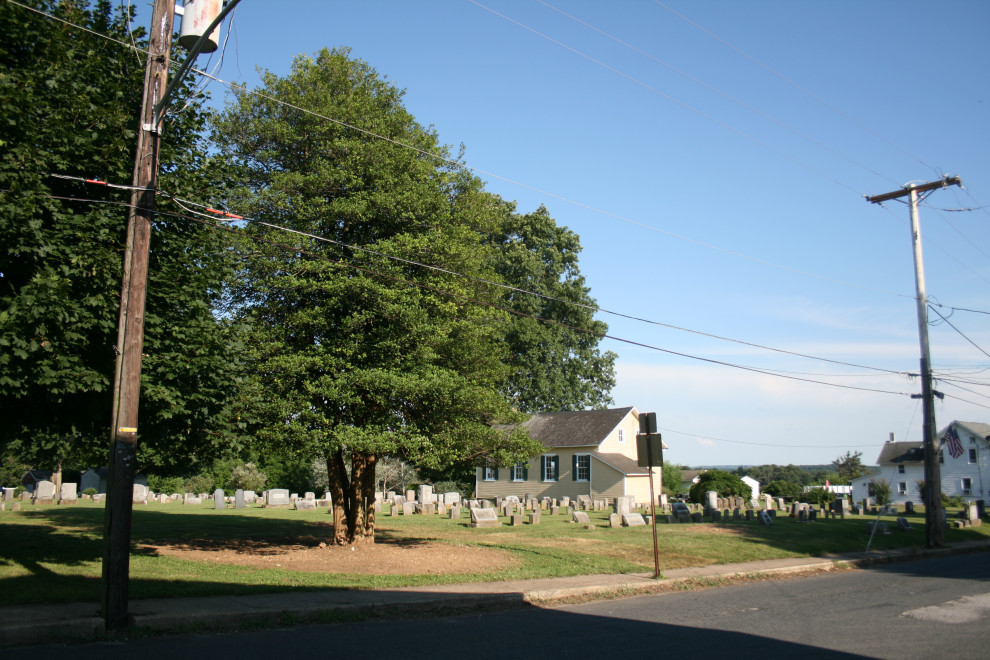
(3, 540, 988, 648)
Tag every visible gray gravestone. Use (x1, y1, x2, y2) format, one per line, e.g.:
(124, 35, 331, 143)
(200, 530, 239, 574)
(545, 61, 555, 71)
(59, 482, 77, 505)
(443, 492, 461, 506)
(449, 505, 461, 519)
(896, 517, 913, 531)
(690, 512, 703, 523)
(759, 510, 773, 525)
(402, 501, 416, 515)
(470, 507, 500, 528)
(609, 513, 622, 528)
(132, 483, 149, 504)
(183, 494, 202, 505)
(712, 510, 722, 522)
(234, 489, 245, 509)
(34, 480, 56, 504)
(704, 490, 718, 516)
(572, 510, 591, 524)
(529, 510, 541, 525)
(417, 484, 433, 504)
(623, 512, 647, 527)
(511, 514, 523, 526)
(214, 489, 225, 510)
(295, 499, 316, 510)
(265, 489, 291, 508)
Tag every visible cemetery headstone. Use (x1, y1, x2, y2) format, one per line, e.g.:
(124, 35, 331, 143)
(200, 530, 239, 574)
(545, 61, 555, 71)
(529, 510, 541, 525)
(402, 501, 416, 516)
(704, 490, 718, 516)
(214, 489, 225, 510)
(614, 495, 635, 516)
(449, 505, 461, 519)
(623, 513, 647, 527)
(406, 489, 415, 502)
(295, 499, 316, 510)
(609, 513, 622, 528)
(234, 489, 245, 509)
(470, 507, 501, 528)
(745, 509, 754, 521)
(265, 489, 291, 508)
(131, 483, 149, 504)
(712, 510, 722, 522)
(304, 492, 315, 500)
(689, 512, 703, 523)
(572, 510, 591, 524)
(511, 513, 523, 526)
(437, 503, 447, 516)
(965, 502, 979, 523)
(904, 501, 915, 514)
(759, 510, 773, 525)
(896, 517, 913, 531)
(417, 484, 434, 504)
(34, 480, 56, 504)
(59, 482, 78, 505)
(444, 492, 461, 506)
(183, 494, 202, 505)
(550, 505, 560, 516)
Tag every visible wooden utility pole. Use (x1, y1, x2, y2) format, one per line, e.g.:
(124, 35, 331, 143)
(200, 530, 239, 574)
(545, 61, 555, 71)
(102, 0, 174, 631)
(866, 176, 961, 549)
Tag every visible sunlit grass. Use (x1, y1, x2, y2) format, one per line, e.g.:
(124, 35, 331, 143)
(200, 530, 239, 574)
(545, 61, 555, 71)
(1, 500, 986, 604)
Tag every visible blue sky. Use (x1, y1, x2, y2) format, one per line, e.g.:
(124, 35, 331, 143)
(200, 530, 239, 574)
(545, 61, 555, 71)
(149, 0, 989, 468)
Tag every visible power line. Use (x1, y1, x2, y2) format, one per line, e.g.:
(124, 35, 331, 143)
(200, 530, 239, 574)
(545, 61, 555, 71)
(17, 0, 918, 303)
(651, 0, 936, 174)
(38, 189, 921, 400)
(470, 0, 865, 196)
(49, 172, 919, 380)
(928, 304, 990, 361)
(534, 0, 901, 187)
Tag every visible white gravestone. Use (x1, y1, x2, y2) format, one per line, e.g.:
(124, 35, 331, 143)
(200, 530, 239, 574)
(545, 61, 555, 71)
(622, 513, 646, 527)
(470, 507, 501, 528)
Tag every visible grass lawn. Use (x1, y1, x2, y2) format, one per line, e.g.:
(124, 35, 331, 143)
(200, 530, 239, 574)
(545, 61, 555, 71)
(1, 501, 987, 605)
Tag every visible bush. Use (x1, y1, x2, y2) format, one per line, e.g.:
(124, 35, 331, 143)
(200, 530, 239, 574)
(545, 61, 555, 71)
(82, 488, 98, 496)
(764, 480, 802, 499)
(689, 469, 752, 503)
(147, 475, 185, 495)
(229, 463, 267, 492)
(800, 487, 836, 507)
(184, 473, 214, 495)
(942, 493, 963, 508)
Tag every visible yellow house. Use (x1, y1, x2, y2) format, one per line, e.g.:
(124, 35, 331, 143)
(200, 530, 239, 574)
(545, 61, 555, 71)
(475, 407, 666, 504)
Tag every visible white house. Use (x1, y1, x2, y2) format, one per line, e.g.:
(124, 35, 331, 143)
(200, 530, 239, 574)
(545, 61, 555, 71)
(741, 475, 761, 500)
(850, 421, 990, 504)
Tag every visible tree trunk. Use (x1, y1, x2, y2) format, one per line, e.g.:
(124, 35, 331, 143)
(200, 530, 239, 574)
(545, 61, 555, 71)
(360, 453, 376, 541)
(348, 452, 375, 544)
(327, 449, 351, 545)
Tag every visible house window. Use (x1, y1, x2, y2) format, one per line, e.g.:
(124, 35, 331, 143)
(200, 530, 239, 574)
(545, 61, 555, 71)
(573, 454, 590, 482)
(483, 467, 498, 482)
(897, 465, 905, 474)
(541, 455, 559, 482)
(618, 429, 625, 443)
(962, 478, 973, 495)
(898, 482, 908, 495)
(939, 451, 944, 464)
(969, 449, 977, 464)
(512, 463, 528, 482)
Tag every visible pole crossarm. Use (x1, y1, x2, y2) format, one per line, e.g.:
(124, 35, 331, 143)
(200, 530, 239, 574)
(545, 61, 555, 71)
(865, 176, 962, 204)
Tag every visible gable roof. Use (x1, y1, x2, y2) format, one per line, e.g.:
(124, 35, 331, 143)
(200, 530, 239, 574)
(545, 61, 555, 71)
(876, 441, 924, 464)
(590, 451, 651, 476)
(950, 421, 990, 440)
(517, 407, 636, 448)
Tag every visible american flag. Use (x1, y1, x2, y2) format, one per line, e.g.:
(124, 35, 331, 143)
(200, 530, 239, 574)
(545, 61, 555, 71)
(942, 426, 964, 460)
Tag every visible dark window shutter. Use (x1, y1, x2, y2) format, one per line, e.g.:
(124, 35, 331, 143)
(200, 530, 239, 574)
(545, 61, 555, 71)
(553, 456, 560, 481)
(541, 455, 547, 481)
(494, 468, 499, 481)
(572, 455, 578, 481)
(522, 464, 528, 481)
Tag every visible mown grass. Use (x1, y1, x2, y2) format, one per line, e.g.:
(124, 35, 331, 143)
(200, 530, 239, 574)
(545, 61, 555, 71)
(1, 501, 986, 605)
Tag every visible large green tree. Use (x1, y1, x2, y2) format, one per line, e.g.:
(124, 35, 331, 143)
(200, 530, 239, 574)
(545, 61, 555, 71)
(487, 204, 616, 412)
(0, 0, 244, 474)
(213, 48, 541, 544)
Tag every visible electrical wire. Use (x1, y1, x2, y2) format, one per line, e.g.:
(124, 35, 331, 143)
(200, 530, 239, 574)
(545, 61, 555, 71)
(34, 189, 923, 400)
(534, 0, 901, 187)
(651, 0, 937, 174)
(11, 0, 920, 303)
(928, 305, 990, 361)
(469, 0, 864, 197)
(48, 172, 921, 380)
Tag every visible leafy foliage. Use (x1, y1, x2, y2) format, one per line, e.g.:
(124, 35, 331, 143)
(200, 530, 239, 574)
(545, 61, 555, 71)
(764, 480, 802, 499)
(689, 469, 752, 503)
(870, 479, 892, 507)
(0, 0, 245, 472)
(212, 48, 543, 543)
(831, 451, 867, 481)
(485, 204, 616, 412)
(661, 461, 683, 496)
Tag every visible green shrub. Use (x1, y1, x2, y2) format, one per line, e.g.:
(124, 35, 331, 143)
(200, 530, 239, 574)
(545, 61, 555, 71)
(147, 475, 185, 495)
(82, 488, 98, 496)
(689, 469, 752, 503)
(184, 473, 214, 495)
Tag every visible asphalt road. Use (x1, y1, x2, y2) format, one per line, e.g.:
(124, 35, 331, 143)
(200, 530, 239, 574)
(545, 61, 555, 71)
(22, 552, 990, 659)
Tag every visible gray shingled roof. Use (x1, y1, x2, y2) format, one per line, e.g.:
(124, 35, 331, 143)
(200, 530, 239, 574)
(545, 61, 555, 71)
(954, 421, 990, 439)
(517, 407, 636, 448)
(876, 441, 924, 464)
(590, 451, 651, 476)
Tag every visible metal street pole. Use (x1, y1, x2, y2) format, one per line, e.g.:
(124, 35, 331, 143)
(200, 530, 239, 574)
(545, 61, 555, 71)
(866, 176, 960, 548)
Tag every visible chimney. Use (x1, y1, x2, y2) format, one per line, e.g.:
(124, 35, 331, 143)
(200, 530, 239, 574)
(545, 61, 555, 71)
(888, 432, 896, 443)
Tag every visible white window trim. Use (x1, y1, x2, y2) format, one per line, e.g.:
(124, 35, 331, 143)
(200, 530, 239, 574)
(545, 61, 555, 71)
(543, 454, 558, 482)
(483, 467, 497, 482)
(575, 453, 590, 482)
(618, 429, 625, 443)
(512, 463, 526, 482)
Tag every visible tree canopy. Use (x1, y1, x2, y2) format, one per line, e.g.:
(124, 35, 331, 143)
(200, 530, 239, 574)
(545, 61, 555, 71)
(689, 469, 752, 503)
(212, 48, 548, 543)
(0, 0, 245, 474)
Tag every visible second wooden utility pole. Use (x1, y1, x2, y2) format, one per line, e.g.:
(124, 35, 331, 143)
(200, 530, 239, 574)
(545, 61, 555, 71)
(866, 175, 961, 549)
(102, 0, 174, 632)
